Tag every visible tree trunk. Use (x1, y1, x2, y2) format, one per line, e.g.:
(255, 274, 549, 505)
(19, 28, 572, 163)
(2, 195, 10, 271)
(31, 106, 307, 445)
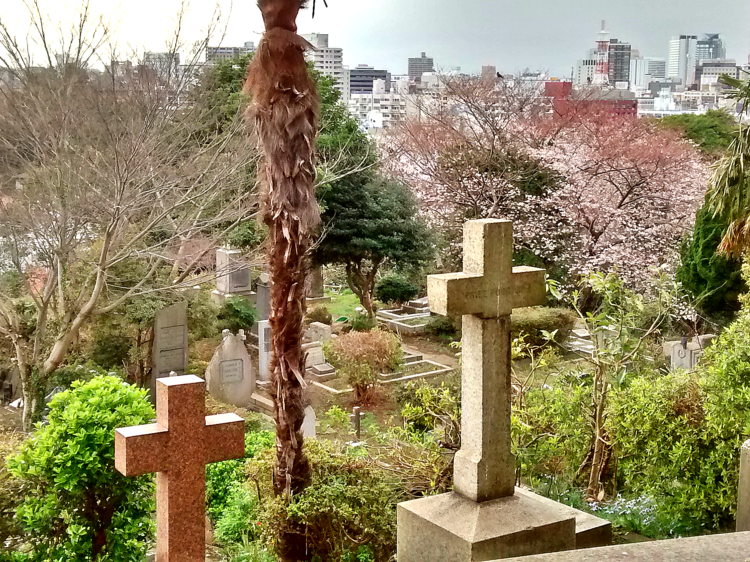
(586, 368, 609, 500)
(245, 2, 320, 559)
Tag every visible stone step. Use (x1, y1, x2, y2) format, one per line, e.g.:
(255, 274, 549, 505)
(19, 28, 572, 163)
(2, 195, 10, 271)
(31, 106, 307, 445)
(503, 531, 750, 561)
(571, 329, 591, 340)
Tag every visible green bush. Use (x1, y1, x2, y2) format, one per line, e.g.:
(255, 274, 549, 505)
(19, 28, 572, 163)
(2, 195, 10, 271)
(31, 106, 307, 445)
(677, 203, 745, 324)
(207, 430, 274, 522)
(0, 429, 25, 556)
(215, 485, 262, 545)
(608, 307, 750, 529)
(374, 275, 419, 305)
(249, 439, 400, 562)
(7, 376, 155, 561)
(349, 312, 375, 332)
(218, 297, 258, 333)
(424, 316, 459, 338)
(306, 306, 333, 326)
(511, 307, 577, 347)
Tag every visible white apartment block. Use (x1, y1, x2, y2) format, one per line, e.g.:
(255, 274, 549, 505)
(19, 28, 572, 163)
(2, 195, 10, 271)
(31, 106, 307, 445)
(575, 59, 596, 86)
(302, 33, 348, 101)
(347, 79, 407, 131)
(206, 42, 255, 64)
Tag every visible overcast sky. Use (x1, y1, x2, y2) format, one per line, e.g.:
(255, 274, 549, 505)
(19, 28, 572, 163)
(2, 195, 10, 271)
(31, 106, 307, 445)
(3, 0, 750, 77)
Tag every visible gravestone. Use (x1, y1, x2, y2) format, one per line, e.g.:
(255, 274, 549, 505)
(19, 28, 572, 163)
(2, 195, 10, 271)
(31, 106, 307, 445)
(304, 342, 327, 370)
(398, 220, 598, 562)
(667, 334, 717, 371)
(213, 248, 256, 305)
(257, 320, 272, 382)
(739, 440, 750, 532)
(306, 265, 331, 304)
(1, 382, 12, 405)
(302, 405, 317, 438)
(306, 321, 332, 343)
(256, 273, 271, 322)
(152, 302, 189, 400)
(115, 376, 244, 561)
(206, 330, 256, 407)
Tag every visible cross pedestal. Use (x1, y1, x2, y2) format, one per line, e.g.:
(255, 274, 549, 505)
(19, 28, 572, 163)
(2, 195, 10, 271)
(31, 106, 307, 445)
(115, 376, 245, 562)
(398, 220, 608, 561)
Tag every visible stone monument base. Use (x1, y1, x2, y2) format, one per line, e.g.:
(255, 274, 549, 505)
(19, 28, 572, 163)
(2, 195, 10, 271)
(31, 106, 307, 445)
(211, 289, 256, 306)
(398, 491, 578, 562)
(306, 295, 332, 306)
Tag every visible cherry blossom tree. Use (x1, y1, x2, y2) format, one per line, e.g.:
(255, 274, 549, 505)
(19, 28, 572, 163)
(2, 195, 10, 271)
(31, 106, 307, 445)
(388, 79, 708, 290)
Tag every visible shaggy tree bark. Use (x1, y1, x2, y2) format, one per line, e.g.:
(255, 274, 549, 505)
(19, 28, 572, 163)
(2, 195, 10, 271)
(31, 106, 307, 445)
(245, 3, 319, 557)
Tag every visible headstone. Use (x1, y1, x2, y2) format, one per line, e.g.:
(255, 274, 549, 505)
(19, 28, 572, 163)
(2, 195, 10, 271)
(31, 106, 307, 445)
(256, 273, 271, 322)
(352, 406, 362, 443)
(257, 320, 272, 382)
(115, 376, 245, 562)
(216, 248, 252, 295)
(206, 331, 256, 407)
(306, 321, 332, 343)
(398, 220, 584, 562)
(304, 342, 327, 370)
(668, 334, 717, 371)
(152, 302, 189, 400)
(307, 266, 325, 298)
(739, 440, 750, 532)
(301, 405, 317, 438)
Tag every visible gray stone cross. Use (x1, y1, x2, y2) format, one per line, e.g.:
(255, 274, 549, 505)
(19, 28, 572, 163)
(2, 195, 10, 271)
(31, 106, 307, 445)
(428, 219, 545, 502)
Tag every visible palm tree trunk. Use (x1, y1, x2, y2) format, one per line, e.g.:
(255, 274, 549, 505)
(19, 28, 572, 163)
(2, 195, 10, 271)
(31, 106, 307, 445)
(245, 0, 319, 527)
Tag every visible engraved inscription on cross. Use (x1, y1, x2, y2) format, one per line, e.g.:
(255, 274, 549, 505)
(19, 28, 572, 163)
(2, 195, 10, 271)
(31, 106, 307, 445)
(115, 376, 245, 562)
(427, 219, 546, 503)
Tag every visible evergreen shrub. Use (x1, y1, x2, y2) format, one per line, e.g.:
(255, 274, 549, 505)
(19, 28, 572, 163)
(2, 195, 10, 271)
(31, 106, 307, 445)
(218, 297, 258, 333)
(7, 376, 155, 561)
(511, 307, 577, 347)
(306, 306, 333, 326)
(374, 275, 419, 305)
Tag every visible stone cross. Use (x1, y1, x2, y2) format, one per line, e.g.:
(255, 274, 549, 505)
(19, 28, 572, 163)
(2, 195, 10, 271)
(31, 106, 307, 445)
(115, 376, 245, 561)
(427, 219, 545, 503)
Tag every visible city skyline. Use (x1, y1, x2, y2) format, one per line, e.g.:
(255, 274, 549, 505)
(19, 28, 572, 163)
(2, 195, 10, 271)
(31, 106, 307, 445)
(2, 0, 749, 77)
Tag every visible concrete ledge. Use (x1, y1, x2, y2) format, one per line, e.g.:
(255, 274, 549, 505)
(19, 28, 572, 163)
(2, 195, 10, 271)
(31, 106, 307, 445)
(502, 532, 750, 562)
(515, 488, 612, 549)
(398, 491, 576, 562)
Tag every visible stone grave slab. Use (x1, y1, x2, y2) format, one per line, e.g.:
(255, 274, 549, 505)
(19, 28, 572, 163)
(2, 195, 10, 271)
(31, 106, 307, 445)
(257, 320, 272, 382)
(152, 302, 189, 400)
(206, 331, 255, 408)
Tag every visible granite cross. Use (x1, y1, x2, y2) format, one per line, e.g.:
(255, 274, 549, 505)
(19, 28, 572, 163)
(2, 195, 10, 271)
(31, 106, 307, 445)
(427, 219, 546, 503)
(115, 375, 245, 561)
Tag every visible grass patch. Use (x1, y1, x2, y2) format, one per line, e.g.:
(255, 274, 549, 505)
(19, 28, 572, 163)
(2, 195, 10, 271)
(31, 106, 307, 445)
(324, 289, 387, 321)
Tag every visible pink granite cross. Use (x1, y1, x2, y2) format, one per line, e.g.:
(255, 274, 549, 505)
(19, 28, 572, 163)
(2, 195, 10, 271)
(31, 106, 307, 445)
(115, 375, 245, 561)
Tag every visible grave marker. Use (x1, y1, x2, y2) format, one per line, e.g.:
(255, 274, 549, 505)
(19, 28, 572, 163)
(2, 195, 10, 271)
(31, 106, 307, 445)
(258, 320, 272, 382)
(206, 330, 255, 407)
(302, 405, 317, 438)
(152, 302, 189, 400)
(398, 220, 583, 562)
(115, 376, 244, 561)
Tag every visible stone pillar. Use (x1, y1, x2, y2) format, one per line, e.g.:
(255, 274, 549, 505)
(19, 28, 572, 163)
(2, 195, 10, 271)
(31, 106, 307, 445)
(739, 440, 750, 532)
(455, 315, 514, 501)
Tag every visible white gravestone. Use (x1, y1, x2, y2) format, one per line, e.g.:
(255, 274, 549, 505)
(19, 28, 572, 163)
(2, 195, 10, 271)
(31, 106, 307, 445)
(216, 248, 252, 295)
(398, 219, 581, 562)
(152, 302, 189, 400)
(257, 320, 272, 382)
(206, 330, 255, 407)
(304, 343, 327, 370)
(301, 405, 317, 438)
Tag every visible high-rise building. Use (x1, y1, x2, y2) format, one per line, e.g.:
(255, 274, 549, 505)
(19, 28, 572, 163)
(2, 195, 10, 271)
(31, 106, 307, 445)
(696, 34, 726, 62)
(481, 66, 498, 80)
(647, 58, 667, 80)
(302, 33, 347, 99)
(206, 42, 255, 64)
(629, 57, 667, 92)
(349, 65, 391, 94)
(347, 79, 407, 131)
(408, 52, 434, 83)
(608, 39, 632, 87)
(668, 35, 698, 86)
(695, 59, 739, 88)
(575, 59, 596, 86)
